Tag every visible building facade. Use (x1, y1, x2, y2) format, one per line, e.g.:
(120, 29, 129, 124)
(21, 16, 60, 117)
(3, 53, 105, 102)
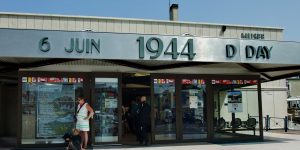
(0, 12, 298, 147)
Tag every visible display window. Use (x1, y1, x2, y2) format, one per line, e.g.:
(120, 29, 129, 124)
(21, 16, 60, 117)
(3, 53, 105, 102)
(19, 73, 262, 146)
(21, 76, 83, 144)
(212, 79, 260, 139)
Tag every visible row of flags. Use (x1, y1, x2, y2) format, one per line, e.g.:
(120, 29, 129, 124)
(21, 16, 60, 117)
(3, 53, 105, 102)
(212, 80, 257, 85)
(22, 77, 257, 85)
(181, 79, 205, 85)
(154, 79, 174, 84)
(154, 79, 205, 85)
(153, 79, 257, 85)
(22, 77, 84, 83)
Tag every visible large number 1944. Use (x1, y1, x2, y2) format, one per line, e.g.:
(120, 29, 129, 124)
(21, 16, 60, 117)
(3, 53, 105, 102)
(137, 37, 196, 60)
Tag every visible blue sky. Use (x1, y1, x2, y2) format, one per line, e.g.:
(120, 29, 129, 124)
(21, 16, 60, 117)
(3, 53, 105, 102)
(0, 0, 299, 41)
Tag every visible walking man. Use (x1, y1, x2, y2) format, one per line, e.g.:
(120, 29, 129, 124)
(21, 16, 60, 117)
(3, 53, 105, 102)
(137, 96, 151, 145)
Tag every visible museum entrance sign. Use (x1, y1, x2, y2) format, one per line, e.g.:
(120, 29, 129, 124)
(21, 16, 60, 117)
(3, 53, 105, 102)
(1, 29, 300, 64)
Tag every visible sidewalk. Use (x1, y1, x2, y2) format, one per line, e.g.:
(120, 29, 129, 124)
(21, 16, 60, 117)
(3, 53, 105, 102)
(94, 132, 300, 150)
(2, 132, 300, 150)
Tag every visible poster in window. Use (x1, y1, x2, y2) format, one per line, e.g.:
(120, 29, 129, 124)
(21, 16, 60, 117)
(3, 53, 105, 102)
(189, 96, 198, 108)
(105, 98, 118, 108)
(36, 84, 75, 138)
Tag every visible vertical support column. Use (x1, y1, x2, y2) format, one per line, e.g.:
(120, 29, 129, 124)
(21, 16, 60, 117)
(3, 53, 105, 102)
(206, 79, 214, 142)
(0, 84, 3, 136)
(257, 78, 264, 140)
(150, 75, 155, 144)
(83, 73, 94, 145)
(17, 74, 22, 146)
(175, 76, 182, 140)
(87, 73, 95, 145)
(118, 74, 123, 143)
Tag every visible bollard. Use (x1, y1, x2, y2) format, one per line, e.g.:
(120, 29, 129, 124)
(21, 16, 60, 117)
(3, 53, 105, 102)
(284, 116, 288, 132)
(265, 115, 269, 131)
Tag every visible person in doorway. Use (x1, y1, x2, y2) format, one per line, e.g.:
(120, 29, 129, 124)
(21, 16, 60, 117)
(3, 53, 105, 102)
(76, 94, 94, 149)
(129, 97, 139, 134)
(121, 105, 130, 135)
(136, 96, 151, 145)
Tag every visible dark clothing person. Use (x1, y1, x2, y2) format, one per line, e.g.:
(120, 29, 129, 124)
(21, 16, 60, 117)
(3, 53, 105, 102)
(137, 101, 151, 145)
(129, 101, 139, 134)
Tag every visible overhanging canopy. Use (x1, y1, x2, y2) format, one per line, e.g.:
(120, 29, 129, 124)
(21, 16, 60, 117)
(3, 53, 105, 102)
(1, 29, 300, 82)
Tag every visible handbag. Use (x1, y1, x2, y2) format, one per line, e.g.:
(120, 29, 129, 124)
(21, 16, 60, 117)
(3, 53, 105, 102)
(74, 102, 86, 123)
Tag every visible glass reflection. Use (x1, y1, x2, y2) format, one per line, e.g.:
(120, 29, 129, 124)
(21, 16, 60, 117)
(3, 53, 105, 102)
(94, 78, 119, 142)
(153, 79, 176, 140)
(213, 79, 260, 139)
(181, 79, 207, 139)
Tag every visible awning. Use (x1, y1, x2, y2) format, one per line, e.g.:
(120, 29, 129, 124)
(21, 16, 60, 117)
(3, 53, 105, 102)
(1, 29, 300, 82)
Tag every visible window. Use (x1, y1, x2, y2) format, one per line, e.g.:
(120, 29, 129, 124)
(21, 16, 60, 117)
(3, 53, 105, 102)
(21, 77, 83, 144)
(212, 79, 260, 139)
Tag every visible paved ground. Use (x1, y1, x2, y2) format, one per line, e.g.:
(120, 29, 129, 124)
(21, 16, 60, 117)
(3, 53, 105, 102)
(2, 131, 300, 150)
(93, 132, 300, 150)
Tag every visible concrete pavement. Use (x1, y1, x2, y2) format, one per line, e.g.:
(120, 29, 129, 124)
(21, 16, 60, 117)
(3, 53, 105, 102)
(2, 132, 300, 150)
(93, 132, 300, 150)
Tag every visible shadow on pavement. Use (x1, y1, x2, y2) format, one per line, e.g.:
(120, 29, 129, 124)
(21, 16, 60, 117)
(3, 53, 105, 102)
(218, 135, 298, 147)
(3, 133, 300, 150)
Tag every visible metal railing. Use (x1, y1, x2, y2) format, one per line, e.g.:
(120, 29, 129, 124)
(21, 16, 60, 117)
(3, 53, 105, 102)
(265, 115, 288, 132)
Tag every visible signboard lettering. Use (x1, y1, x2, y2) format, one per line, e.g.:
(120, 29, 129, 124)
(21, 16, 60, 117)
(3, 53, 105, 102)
(39, 37, 100, 54)
(241, 33, 264, 40)
(64, 38, 100, 54)
(226, 44, 237, 58)
(226, 44, 272, 60)
(137, 37, 195, 60)
(245, 45, 272, 59)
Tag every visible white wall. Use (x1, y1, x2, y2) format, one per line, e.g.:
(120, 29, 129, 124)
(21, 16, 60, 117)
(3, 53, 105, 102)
(261, 79, 288, 129)
(0, 13, 283, 40)
(215, 79, 288, 129)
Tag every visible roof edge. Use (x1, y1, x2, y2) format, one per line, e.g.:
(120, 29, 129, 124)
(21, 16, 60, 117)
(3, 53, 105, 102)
(0, 11, 284, 30)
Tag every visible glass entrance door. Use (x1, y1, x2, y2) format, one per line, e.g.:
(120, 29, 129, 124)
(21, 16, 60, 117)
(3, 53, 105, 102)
(92, 74, 209, 144)
(152, 75, 208, 142)
(180, 79, 207, 140)
(93, 77, 120, 143)
(153, 78, 176, 141)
